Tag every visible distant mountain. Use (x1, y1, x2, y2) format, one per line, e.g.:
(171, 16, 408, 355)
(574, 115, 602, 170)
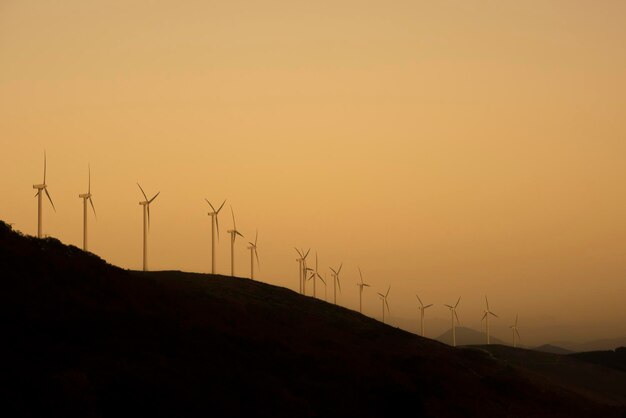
(436, 326, 509, 346)
(550, 337, 626, 353)
(1, 220, 624, 418)
(533, 344, 574, 355)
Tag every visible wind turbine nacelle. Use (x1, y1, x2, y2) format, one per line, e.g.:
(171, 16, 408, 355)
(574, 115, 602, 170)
(79, 193, 90, 198)
(139, 201, 148, 205)
(33, 184, 45, 189)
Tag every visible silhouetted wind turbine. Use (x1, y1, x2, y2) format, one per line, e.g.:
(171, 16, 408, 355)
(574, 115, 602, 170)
(510, 314, 521, 348)
(137, 183, 160, 272)
(416, 294, 433, 337)
(226, 206, 244, 277)
(247, 230, 259, 280)
(377, 286, 391, 324)
(32, 151, 55, 238)
(205, 199, 226, 274)
(78, 164, 97, 251)
(444, 297, 461, 347)
(295, 248, 310, 293)
(307, 252, 325, 298)
(329, 263, 343, 305)
(481, 295, 499, 345)
(356, 267, 370, 313)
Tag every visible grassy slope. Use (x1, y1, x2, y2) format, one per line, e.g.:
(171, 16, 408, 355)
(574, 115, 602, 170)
(0, 221, 623, 418)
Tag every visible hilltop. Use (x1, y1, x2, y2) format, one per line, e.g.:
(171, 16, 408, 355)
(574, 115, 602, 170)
(0, 221, 624, 417)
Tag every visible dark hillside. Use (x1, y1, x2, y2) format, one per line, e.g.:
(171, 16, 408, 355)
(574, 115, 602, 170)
(0, 221, 623, 417)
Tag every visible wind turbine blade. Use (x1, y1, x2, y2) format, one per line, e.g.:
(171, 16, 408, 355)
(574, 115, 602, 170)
(444, 304, 453, 309)
(254, 230, 258, 246)
(491, 312, 499, 318)
(516, 329, 521, 339)
(303, 248, 310, 259)
(385, 299, 390, 313)
(147, 204, 151, 230)
(44, 188, 56, 212)
(230, 205, 238, 230)
(217, 199, 226, 213)
(315, 252, 318, 272)
(137, 183, 148, 201)
(89, 196, 97, 218)
(255, 248, 260, 269)
(481, 312, 487, 321)
(148, 191, 160, 203)
(416, 294, 424, 307)
(424, 304, 433, 309)
(329, 267, 337, 275)
(337, 263, 343, 274)
(377, 292, 384, 297)
(385, 285, 390, 297)
(455, 296, 461, 308)
(205, 199, 216, 213)
(485, 295, 489, 311)
(317, 273, 325, 284)
(215, 214, 221, 241)
(358, 267, 363, 283)
(236, 231, 244, 238)
(337, 276, 341, 291)
(454, 310, 460, 325)
(43, 150, 47, 184)
(515, 313, 519, 326)
(363, 284, 370, 288)
(294, 247, 303, 257)
(88, 163, 91, 194)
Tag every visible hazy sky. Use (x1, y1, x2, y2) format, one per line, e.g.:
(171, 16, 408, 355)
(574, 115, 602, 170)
(2, 0, 626, 345)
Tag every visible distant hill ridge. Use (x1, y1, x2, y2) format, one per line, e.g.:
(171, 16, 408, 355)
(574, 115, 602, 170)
(0, 220, 624, 417)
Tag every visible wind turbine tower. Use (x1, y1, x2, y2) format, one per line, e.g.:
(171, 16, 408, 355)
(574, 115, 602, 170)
(205, 199, 226, 274)
(137, 183, 160, 272)
(307, 252, 325, 298)
(356, 267, 370, 313)
(416, 294, 433, 337)
(247, 230, 259, 280)
(481, 295, 499, 345)
(329, 263, 343, 304)
(510, 314, 521, 348)
(377, 286, 391, 324)
(78, 164, 97, 251)
(32, 151, 56, 238)
(226, 206, 244, 277)
(444, 297, 461, 347)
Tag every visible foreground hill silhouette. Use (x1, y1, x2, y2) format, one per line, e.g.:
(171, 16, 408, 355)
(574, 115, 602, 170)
(1, 221, 624, 417)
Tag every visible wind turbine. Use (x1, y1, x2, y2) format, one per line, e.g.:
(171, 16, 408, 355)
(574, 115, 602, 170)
(481, 295, 499, 345)
(205, 199, 226, 274)
(444, 297, 461, 347)
(295, 248, 310, 293)
(329, 263, 343, 305)
(377, 286, 391, 324)
(295, 248, 304, 293)
(226, 206, 244, 277)
(32, 151, 55, 238)
(416, 294, 433, 337)
(137, 183, 160, 272)
(78, 164, 97, 251)
(510, 314, 521, 348)
(247, 230, 259, 280)
(356, 267, 370, 313)
(307, 252, 325, 298)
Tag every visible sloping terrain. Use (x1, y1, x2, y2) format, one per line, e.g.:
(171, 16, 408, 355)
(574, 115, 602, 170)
(436, 326, 508, 346)
(0, 221, 623, 418)
(468, 345, 626, 407)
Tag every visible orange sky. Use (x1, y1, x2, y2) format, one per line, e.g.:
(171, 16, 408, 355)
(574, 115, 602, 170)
(1, 0, 626, 345)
